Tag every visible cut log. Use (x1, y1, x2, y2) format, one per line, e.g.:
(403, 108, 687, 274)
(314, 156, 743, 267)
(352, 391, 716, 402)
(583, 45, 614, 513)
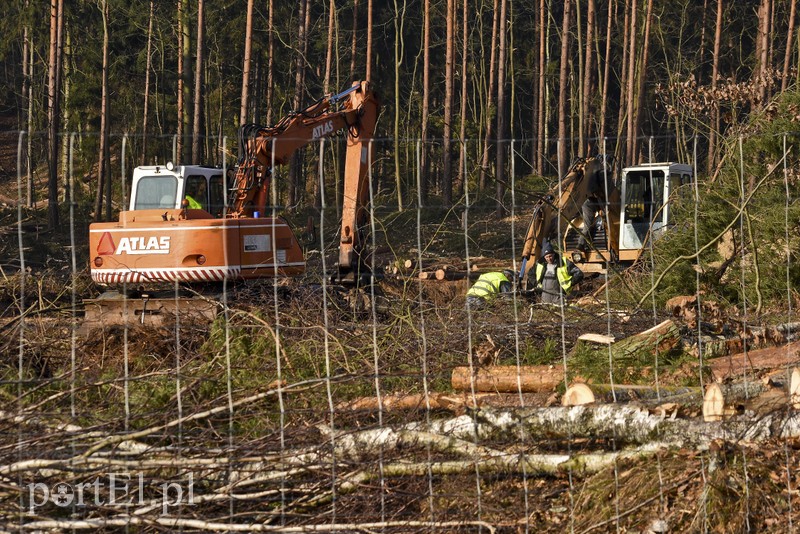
(435, 268, 466, 281)
(573, 319, 681, 366)
(562, 383, 703, 407)
(451, 365, 564, 393)
(577, 333, 615, 345)
(702, 380, 772, 422)
(706, 340, 800, 381)
(418, 271, 437, 280)
(792, 368, 800, 410)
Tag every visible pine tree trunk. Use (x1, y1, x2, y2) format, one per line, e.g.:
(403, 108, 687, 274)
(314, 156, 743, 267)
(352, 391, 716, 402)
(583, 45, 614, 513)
(442, 0, 455, 206)
(630, 0, 652, 163)
(60, 28, 70, 202)
(191, 0, 205, 163)
(495, 0, 509, 217)
(624, 0, 638, 165)
(536, 0, 546, 175)
(47, 0, 62, 228)
(240, 0, 254, 127)
(616, 0, 631, 163)
(393, 0, 405, 210)
(456, 0, 468, 195)
(26, 30, 34, 207)
(783, 0, 797, 91)
(266, 0, 274, 124)
(581, 0, 596, 155)
(420, 0, 430, 203)
(708, 0, 723, 175)
(141, 0, 154, 165)
(177, 0, 189, 163)
(479, 0, 500, 191)
(288, 0, 307, 209)
(598, 0, 614, 144)
(366, 0, 373, 80)
(557, 0, 572, 178)
(350, 0, 359, 80)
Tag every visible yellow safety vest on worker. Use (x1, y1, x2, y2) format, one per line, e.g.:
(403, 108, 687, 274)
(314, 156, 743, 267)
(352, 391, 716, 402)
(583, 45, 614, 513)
(466, 272, 510, 300)
(535, 257, 575, 293)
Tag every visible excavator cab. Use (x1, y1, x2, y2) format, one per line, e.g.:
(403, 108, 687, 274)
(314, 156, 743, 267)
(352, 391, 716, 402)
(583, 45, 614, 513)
(130, 164, 227, 217)
(617, 162, 693, 260)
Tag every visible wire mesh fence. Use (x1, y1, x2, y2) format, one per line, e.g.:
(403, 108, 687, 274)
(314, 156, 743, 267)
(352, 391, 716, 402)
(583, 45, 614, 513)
(2, 129, 800, 532)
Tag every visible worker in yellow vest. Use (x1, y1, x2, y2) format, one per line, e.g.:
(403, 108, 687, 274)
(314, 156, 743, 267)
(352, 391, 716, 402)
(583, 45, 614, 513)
(531, 242, 583, 304)
(466, 269, 515, 309)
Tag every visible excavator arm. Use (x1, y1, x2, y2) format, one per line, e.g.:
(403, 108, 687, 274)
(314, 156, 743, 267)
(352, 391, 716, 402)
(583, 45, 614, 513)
(231, 81, 380, 279)
(519, 155, 614, 279)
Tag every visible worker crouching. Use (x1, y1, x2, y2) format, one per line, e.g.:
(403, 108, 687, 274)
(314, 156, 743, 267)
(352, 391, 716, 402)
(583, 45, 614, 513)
(466, 269, 515, 310)
(530, 242, 583, 304)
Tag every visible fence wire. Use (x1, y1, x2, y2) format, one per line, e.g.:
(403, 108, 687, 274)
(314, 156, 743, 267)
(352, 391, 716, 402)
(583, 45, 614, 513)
(2, 130, 800, 533)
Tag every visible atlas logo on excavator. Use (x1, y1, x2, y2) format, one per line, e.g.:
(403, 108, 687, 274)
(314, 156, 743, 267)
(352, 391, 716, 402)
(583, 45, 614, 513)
(312, 120, 335, 139)
(97, 232, 171, 256)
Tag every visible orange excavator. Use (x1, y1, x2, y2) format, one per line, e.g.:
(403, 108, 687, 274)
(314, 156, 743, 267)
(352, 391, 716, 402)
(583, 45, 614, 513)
(86, 81, 380, 326)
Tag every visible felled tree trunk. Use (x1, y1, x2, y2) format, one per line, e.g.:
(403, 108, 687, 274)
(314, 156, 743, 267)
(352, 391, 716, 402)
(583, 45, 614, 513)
(452, 365, 564, 393)
(562, 383, 702, 406)
(707, 340, 800, 380)
(573, 319, 681, 366)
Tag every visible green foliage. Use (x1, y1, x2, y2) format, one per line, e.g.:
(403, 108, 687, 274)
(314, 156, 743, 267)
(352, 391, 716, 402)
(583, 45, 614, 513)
(636, 90, 800, 313)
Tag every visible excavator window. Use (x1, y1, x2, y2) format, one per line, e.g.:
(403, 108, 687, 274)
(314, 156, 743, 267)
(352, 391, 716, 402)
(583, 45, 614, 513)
(133, 175, 178, 210)
(209, 175, 226, 217)
(184, 175, 208, 210)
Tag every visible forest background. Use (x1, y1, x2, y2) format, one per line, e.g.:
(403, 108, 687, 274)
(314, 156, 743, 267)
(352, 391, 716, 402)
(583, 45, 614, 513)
(0, 0, 795, 226)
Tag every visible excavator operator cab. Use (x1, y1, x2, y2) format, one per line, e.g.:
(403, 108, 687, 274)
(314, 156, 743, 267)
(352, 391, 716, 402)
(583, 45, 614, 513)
(130, 164, 228, 217)
(618, 162, 693, 255)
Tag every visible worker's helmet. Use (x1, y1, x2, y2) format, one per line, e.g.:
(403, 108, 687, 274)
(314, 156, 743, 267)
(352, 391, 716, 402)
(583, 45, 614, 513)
(502, 269, 515, 282)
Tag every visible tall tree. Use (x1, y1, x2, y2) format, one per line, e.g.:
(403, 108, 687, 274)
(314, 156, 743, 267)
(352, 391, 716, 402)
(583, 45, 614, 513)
(47, 0, 63, 227)
(629, 0, 653, 163)
(22, 0, 33, 206)
(266, 0, 274, 124)
(350, 0, 359, 79)
(557, 0, 572, 178)
(623, 0, 637, 165)
(94, 0, 110, 222)
(288, 0, 308, 208)
(495, 0, 509, 217)
(478, 0, 500, 190)
(581, 0, 596, 155)
(141, 0, 154, 165)
(536, 0, 546, 174)
(177, 0, 188, 162)
(393, 0, 407, 210)
(240, 0, 254, 126)
(366, 0, 373, 80)
(783, 0, 797, 91)
(420, 0, 430, 203)
(598, 0, 614, 143)
(442, 0, 455, 206)
(191, 0, 205, 163)
(456, 0, 469, 194)
(708, 0, 724, 174)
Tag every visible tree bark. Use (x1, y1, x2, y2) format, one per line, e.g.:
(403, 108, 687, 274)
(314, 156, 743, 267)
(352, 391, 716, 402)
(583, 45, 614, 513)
(479, 0, 500, 191)
(783, 0, 797, 91)
(624, 0, 639, 165)
(455, 0, 468, 196)
(707, 0, 723, 175)
(420, 0, 431, 203)
(366, 0, 373, 80)
(557, 0, 572, 178)
(266, 0, 274, 124)
(191, 0, 205, 163)
(598, 0, 614, 144)
(442, 0, 455, 206)
(22, 0, 33, 207)
(288, 0, 308, 209)
(563, 382, 703, 406)
(240, 0, 254, 127)
(495, 0, 509, 217)
(177, 0, 189, 163)
(350, 0, 359, 80)
(94, 0, 110, 222)
(706, 340, 800, 381)
(141, 0, 154, 165)
(581, 0, 596, 155)
(629, 0, 653, 163)
(393, 0, 405, 210)
(47, 0, 62, 228)
(616, 0, 632, 163)
(451, 365, 565, 393)
(536, 0, 547, 175)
